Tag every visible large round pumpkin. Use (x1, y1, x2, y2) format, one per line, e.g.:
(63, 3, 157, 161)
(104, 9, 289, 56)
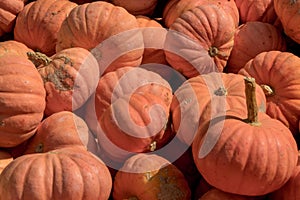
(226, 21, 287, 74)
(0, 54, 46, 148)
(171, 72, 266, 145)
(29, 47, 99, 116)
(113, 153, 191, 200)
(0, 0, 24, 37)
(14, 0, 77, 56)
(56, 1, 144, 75)
(0, 147, 112, 200)
(164, 4, 236, 78)
(192, 77, 298, 196)
(238, 50, 300, 135)
(274, 0, 300, 44)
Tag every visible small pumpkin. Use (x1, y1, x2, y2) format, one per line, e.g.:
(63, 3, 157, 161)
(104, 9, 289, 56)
(14, 0, 77, 56)
(274, 0, 300, 44)
(226, 21, 287, 73)
(113, 153, 191, 200)
(0, 150, 13, 175)
(165, 4, 236, 78)
(238, 50, 300, 135)
(0, 147, 112, 200)
(28, 47, 99, 116)
(0, 40, 33, 58)
(111, 0, 158, 16)
(56, 1, 144, 75)
(0, 54, 46, 148)
(192, 77, 298, 195)
(0, 0, 24, 37)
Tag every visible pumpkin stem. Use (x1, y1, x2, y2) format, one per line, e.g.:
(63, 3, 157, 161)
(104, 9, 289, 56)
(260, 84, 274, 97)
(244, 77, 261, 126)
(27, 51, 52, 67)
(208, 46, 219, 57)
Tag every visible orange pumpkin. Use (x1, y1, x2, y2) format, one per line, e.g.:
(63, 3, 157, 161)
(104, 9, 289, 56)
(0, 54, 46, 148)
(238, 50, 300, 135)
(0, 40, 33, 58)
(14, 0, 77, 56)
(165, 4, 236, 78)
(29, 47, 99, 116)
(0, 0, 24, 37)
(113, 153, 191, 200)
(56, 1, 144, 75)
(226, 21, 287, 73)
(0, 147, 112, 200)
(192, 77, 298, 195)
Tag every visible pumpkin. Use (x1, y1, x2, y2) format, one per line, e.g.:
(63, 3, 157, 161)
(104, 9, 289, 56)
(136, 15, 168, 65)
(269, 152, 300, 200)
(274, 0, 300, 44)
(235, 0, 280, 25)
(192, 77, 298, 195)
(226, 21, 287, 73)
(162, 0, 239, 28)
(22, 111, 98, 155)
(56, 1, 144, 75)
(0, 0, 24, 37)
(164, 4, 236, 78)
(199, 188, 264, 200)
(113, 153, 191, 200)
(111, 0, 158, 16)
(14, 0, 77, 56)
(0, 150, 13, 174)
(0, 54, 46, 148)
(0, 147, 112, 200)
(28, 47, 99, 116)
(238, 50, 300, 135)
(171, 72, 266, 145)
(0, 40, 33, 58)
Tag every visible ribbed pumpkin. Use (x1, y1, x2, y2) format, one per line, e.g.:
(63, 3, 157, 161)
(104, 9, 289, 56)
(162, 0, 239, 28)
(226, 21, 287, 73)
(56, 1, 144, 75)
(171, 72, 266, 145)
(164, 4, 236, 78)
(0, 55, 46, 148)
(0, 40, 33, 58)
(235, 0, 280, 25)
(14, 0, 77, 56)
(192, 77, 298, 196)
(269, 152, 300, 200)
(23, 111, 98, 155)
(113, 153, 191, 200)
(238, 50, 300, 135)
(111, 0, 158, 16)
(0, 0, 24, 37)
(274, 0, 300, 44)
(0, 147, 112, 200)
(29, 47, 99, 116)
(0, 150, 13, 174)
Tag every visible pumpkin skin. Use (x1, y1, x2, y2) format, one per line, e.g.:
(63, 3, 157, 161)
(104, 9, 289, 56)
(238, 50, 300, 135)
(14, 0, 77, 56)
(0, 0, 24, 37)
(113, 153, 191, 200)
(0, 147, 112, 200)
(165, 4, 236, 78)
(31, 47, 99, 116)
(0, 55, 46, 148)
(111, 0, 158, 16)
(22, 111, 98, 155)
(162, 0, 239, 28)
(192, 77, 298, 196)
(0, 150, 13, 174)
(227, 21, 287, 74)
(171, 72, 266, 145)
(56, 1, 144, 75)
(269, 152, 300, 200)
(274, 0, 300, 44)
(0, 40, 33, 58)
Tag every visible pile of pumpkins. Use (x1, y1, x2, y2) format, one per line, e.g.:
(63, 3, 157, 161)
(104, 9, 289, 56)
(0, 0, 300, 199)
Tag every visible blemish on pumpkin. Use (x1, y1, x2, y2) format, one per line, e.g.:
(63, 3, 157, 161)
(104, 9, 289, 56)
(43, 65, 74, 91)
(149, 141, 157, 151)
(0, 121, 5, 127)
(35, 143, 44, 153)
(214, 87, 227, 96)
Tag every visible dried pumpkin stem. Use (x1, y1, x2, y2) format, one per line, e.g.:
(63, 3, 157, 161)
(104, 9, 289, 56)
(27, 51, 52, 67)
(260, 84, 274, 97)
(244, 77, 260, 125)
